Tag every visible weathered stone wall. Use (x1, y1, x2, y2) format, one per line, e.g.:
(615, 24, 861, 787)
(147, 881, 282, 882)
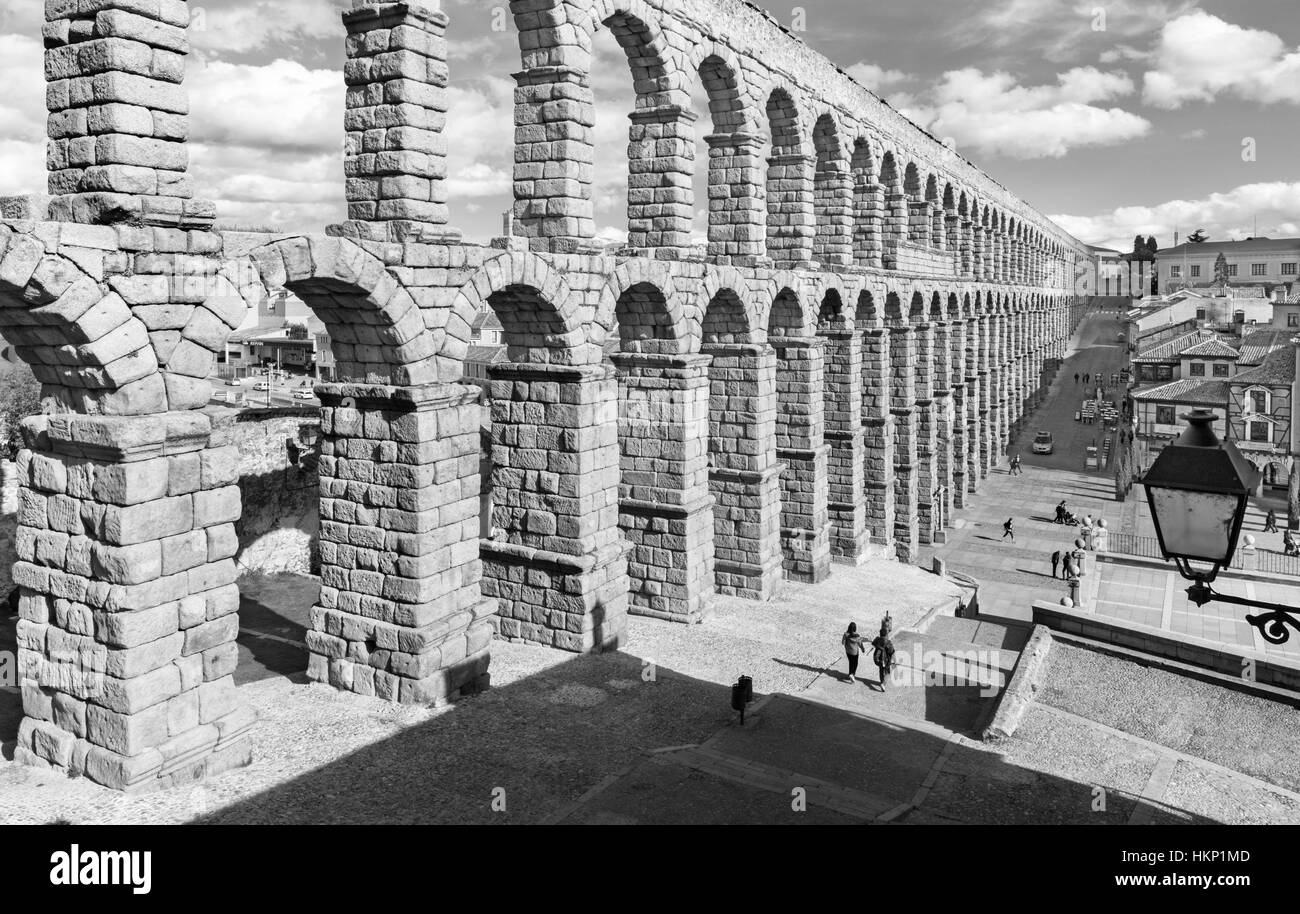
(0, 0, 1094, 791)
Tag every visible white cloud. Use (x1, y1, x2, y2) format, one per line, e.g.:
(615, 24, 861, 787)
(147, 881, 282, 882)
(955, 0, 1197, 63)
(1142, 12, 1300, 108)
(189, 0, 348, 55)
(1051, 181, 1300, 251)
(846, 63, 910, 93)
(0, 34, 45, 197)
(901, 67, 1150, 159)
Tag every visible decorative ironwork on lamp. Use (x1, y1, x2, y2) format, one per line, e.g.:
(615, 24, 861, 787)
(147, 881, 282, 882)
(1139, 409, 1299, 644)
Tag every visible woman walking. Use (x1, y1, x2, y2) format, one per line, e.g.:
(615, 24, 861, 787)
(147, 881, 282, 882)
(842, 622, 866, 684)
(1002, 517, 1015, 542)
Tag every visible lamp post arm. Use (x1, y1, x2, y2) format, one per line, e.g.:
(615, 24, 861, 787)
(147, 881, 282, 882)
(1186, 580, 1300, 645)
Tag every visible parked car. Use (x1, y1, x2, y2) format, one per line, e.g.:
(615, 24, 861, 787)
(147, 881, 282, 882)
(227, 378, 241, 387)
(293, 388, 315, 400)
(1032, 431, 1055, 455)
(253, 381, 270, 391)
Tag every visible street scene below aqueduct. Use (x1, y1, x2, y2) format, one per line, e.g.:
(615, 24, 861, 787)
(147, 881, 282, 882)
(0, 0, 1297, 832)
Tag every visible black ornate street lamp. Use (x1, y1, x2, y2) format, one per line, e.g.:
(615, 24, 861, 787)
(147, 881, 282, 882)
(1140, 409, 1299, 644)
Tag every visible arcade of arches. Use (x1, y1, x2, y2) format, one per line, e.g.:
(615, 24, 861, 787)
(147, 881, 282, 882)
(3, 0, 1089, 791)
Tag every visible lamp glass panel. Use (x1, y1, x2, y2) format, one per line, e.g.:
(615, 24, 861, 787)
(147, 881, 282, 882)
(1149, 487, 1239, 562)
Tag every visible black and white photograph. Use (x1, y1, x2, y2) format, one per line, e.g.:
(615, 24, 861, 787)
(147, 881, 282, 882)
(0, 0, 1294, 888)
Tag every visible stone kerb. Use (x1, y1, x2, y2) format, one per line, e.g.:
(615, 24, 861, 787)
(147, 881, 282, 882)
(12, 410, 254, 792)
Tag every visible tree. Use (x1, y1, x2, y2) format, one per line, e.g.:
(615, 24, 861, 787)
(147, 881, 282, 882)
(1187, 228, 1208, 243)
(1214, 252, 1230, 285)
(1132, 235, 1147, 260)
(0, 356, 42, 460)
(1145, 236, 1158, 258)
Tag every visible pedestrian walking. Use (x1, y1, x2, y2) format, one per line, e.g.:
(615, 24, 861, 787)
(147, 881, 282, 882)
(872, 624, 896, 691)
(1002, 517, 1015, 541)
(1265, 509, 1278, 533)
(842, 622, 865, 684)
(1010, 454, 1021, 475)
(1050, 549, 1061, 578)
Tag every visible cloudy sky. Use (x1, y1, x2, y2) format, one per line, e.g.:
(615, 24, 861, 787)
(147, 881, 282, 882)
(0, 0, 1296, 251)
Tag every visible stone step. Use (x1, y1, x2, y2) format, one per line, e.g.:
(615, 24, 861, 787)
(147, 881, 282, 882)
(927, 616, 1031, 652)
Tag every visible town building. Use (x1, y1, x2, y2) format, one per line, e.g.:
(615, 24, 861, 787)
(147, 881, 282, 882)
(1159, 237, 1300, 296)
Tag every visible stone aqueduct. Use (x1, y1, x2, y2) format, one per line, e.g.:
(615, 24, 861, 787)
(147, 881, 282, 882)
(2, 0, 1091, 790)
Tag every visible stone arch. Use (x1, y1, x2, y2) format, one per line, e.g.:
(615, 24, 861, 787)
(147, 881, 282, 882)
(593, 257, 686, 352)
(765, 87, 812, 266)
(251, 236, 443, 385)
(692, 47, 758, 134)
(856, 289, 880, 325)
(884, 290, 906, 324)
(578, 1, 680, 104)
(698, 267, 757, 344)
(768, 287, 807, 338)
(908, 290, 928, 322)
(0, 223, 251, 417)
(817, 287, 849, 332)
(694, 49, 764, 259)
(850, 137, 881, 268)
(449, 250, 589, 366)
(812, 112, 852, 266)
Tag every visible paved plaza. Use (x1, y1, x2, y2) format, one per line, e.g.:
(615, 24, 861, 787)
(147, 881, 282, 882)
(923, 306, 1300, 661)
(4, 560, 1296, 824)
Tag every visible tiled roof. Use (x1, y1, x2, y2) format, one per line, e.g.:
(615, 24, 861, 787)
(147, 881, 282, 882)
(1231, 346, 1296, 387)
(1132, 329, 1223, 363)
(1161, 238, 1300, 256)
(1132, 378, 1230, 406)
(1237, 329, 1291, 366)
(465, 344, 507, 364)
(1180, 338, 1240, 359)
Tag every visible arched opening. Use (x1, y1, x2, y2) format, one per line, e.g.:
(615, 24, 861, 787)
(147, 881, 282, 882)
(880, 152, 903, 269)
(812, 115, 851, 267)
(850, 138, 879, 268)
(764, 89, 811, 267)
(904, 163, 923, 245)
(605, 281, 712, 621)
(473, 276, 630, 650)
(696, 55, 762, 261)
(701, 288, 782, 598)
(589, 12, 682, 249)
(769, 287, 829, 581)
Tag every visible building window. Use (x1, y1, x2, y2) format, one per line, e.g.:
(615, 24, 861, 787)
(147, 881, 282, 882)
(1250, 390, 1267, 414)
(1189, 361, 1205, 376)
(1156, 405, 1176, 425)
(1252, 263, 1267, 276)
(1283, 263, 1298, 276)
(1212, 362, 1230, 378)
(1289, 313, 1299, 328)
(1250, 420, 1270, 442)
(1227, 264, 1238, 277)
(1191, 265, 1201, 278)
(1156, 365, 1173, 381)
(1171, 265, 1181, 278)
(1195, 308, 1206, 321)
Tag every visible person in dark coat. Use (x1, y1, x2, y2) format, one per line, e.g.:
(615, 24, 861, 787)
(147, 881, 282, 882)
(1002, 517, 1015, 541)
(1050, 549, 1061, 578)
(842, 622, 865, 684)
(1264, 510, 1278, 533)
(871, 624, 896, 691)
